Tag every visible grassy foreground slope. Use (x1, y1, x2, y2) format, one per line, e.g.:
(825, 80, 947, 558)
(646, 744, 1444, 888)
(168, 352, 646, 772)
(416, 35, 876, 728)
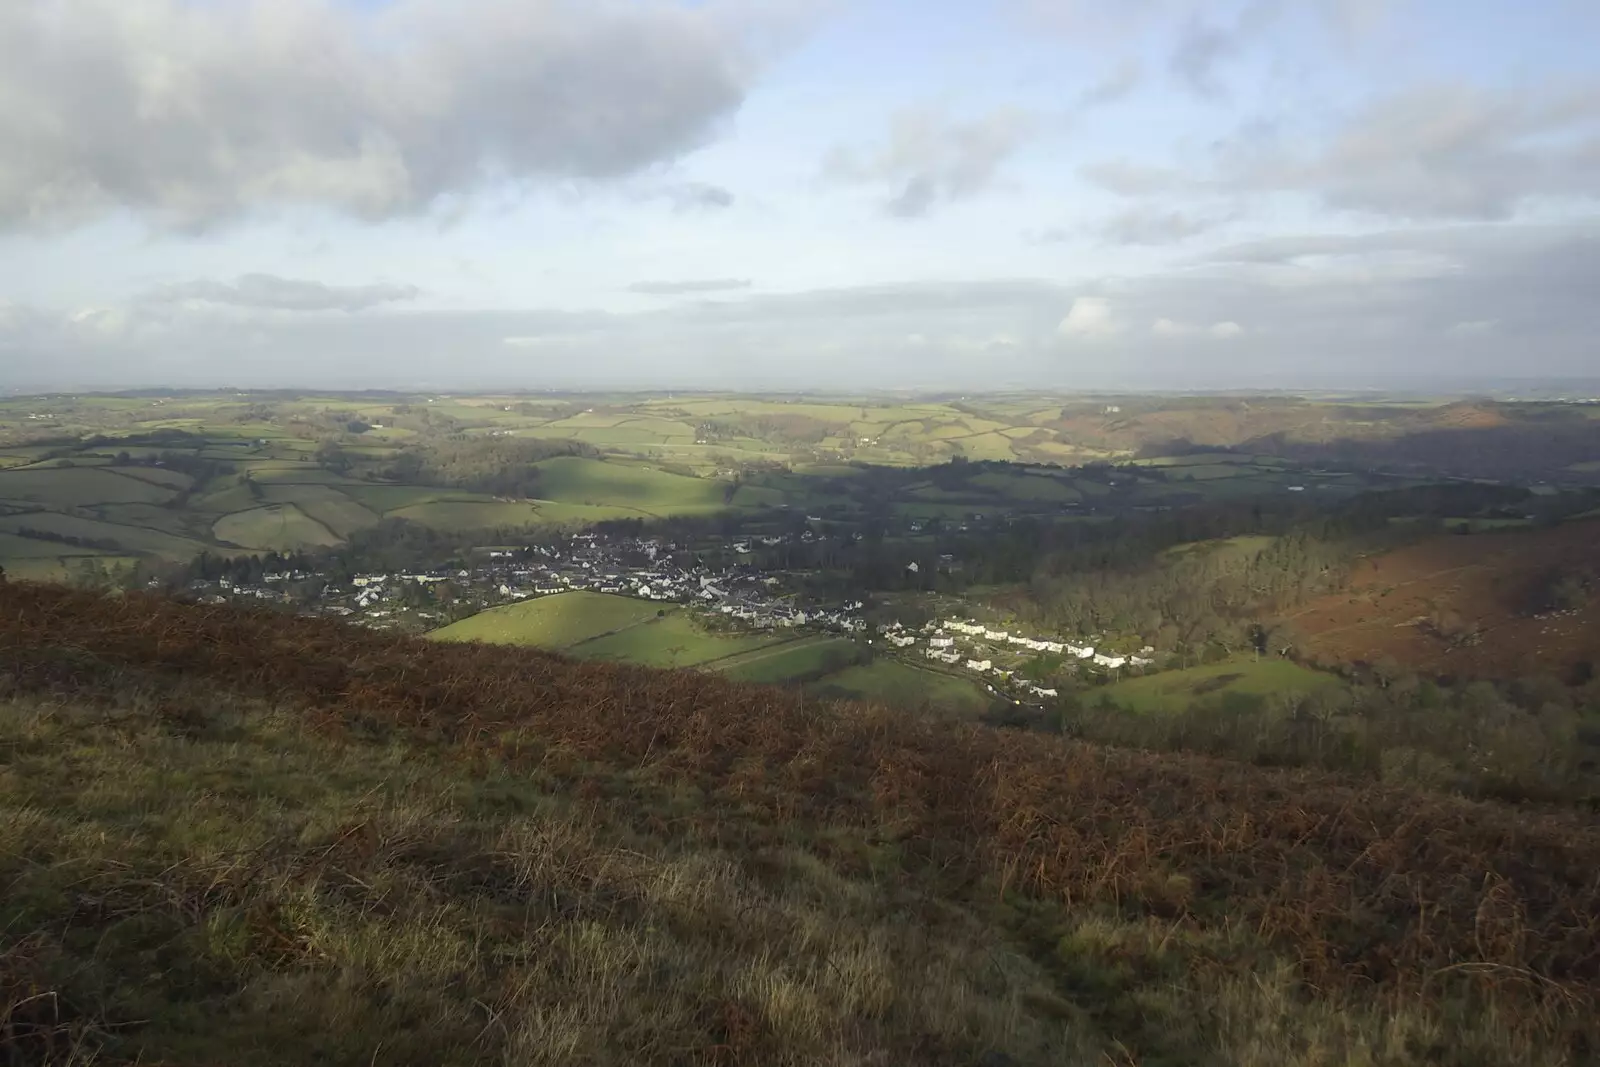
(3, 584, 1599, 1066)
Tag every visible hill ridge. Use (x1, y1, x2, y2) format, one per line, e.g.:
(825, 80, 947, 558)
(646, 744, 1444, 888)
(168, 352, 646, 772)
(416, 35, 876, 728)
(3, 582, 1598, 1064)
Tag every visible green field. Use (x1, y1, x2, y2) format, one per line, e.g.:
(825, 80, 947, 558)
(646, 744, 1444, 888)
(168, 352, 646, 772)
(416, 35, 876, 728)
(260, 484, 383, 538)
(0, 530, 116, 559)
(713, 636, 861, 683)
(0, 389, 1528, 580)
(571, 613, 780, 668)
(387, 500, 549, 530)
(532, 456, 728, 514)
(109, 466, 196, 490)
(0, 512, 211, 560)
(432, 592, 789, 670)
(340, 484, 455, 514)
(428, 595, 995, 709)
(1097, 658, 1341, 714)
(0, 467, 177, 507)
(213, 505, 342, 551)
(807, 660, 994, 716)
(431, 591, 665, 649)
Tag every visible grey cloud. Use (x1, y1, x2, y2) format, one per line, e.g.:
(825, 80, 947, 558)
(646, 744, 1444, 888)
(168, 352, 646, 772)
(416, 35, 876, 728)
(147, 274, 420, 313)
(8, 225, 1596, 391)
(1169, 17, 1239, 98)
(1268, 85, 1600, 219)
(1081, 84, 1600, 220)
(1168, 1, 1280, 99)
(1079, 61, 1142, 107)
(1079, 159, 1183, 196)
(628, 279, 752, 295)
(886, 177, 939, 219)
(1032, 206, 1229, 246)
(825, 107, 1032, 217)
(0, 0, 759, 230)
(1318, 0, 1405, 47)
(1097, 207, 1226, 245)
(1199, 227, 1496, 265)
(662, 182, 736, 211)
(1022, 0, 1395, 49)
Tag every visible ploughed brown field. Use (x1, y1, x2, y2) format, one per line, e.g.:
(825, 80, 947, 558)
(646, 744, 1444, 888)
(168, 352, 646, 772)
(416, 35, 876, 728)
(1292, 520, 1600, 678)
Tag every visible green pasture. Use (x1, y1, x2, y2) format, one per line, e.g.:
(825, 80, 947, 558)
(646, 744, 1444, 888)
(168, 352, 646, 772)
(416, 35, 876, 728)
(0, 531, 117, 559)
(968, 471, 1081, 502)
(110, 467, 196, 490)
(1097, 658, 1341, 715)
(714, 636, 861, 684)
(430, 591, 664, 649)
(189, 481, 268, 516)
(532, 456, 728, 514)
(94, 503, 216, 540)
(807, 660, 994, 716)
(0, 467, 177, 508)
(525, 501, 657, 526)
(341, 484, 454, 514)
(0, 513, 210, 560)
(570, 614, 781, 669)
(387, 500, 548, 530)
(257, 484, 380, 538)
(212, 505, 341, 552)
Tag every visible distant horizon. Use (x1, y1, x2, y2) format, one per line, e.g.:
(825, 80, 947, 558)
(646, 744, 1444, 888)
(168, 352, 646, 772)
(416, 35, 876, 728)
(7, 378, 1600, 403)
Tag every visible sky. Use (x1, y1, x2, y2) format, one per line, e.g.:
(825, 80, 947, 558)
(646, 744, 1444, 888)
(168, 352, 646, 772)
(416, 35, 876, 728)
(1, 0, 1598, 393)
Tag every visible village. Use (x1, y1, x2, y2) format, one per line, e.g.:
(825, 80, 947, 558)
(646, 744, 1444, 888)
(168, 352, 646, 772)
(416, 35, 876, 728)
(182, 528, 1166, 700)
(184, 531, 870, 634)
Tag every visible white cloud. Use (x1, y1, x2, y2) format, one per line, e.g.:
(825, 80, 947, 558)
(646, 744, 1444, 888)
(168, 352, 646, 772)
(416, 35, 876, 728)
(146, 274, 420, 313)
(825, 107, 1033, 217)
(1056, 297, 1119, 338)
(628, 279, 752, 296)
(1152, 317, 1245, 338)
(1096, 206, 1225, 245)
(1079, 60, 1142, 107)
(0, 0, 765, 230)
(5, 224, 1599, 390)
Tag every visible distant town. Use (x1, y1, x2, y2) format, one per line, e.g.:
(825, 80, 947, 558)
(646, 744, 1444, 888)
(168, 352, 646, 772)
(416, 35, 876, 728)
(181, 528, 1167, 704)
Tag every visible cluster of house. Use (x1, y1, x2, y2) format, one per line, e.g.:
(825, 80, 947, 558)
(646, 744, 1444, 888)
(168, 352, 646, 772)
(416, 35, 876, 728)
(859, 616, 1160, 701)
(939, 619, 1154, 670)
(180, 531, 1163, 705)
(190, 531, 871, 636)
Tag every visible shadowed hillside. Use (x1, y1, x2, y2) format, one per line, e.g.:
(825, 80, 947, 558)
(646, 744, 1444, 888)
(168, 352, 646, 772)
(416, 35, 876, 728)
(1291, 520, 1600, 678)
(3, 582, 1599, 1065)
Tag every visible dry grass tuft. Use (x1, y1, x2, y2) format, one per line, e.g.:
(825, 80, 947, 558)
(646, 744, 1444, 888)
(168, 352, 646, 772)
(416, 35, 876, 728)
(2, 582, 1598, 1064)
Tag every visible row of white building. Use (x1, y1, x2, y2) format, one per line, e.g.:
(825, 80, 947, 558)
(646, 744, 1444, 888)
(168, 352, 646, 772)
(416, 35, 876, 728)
(942, 618, 1154, 670)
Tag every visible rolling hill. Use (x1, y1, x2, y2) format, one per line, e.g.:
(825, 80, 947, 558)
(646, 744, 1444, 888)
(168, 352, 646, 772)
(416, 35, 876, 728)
(2, 581, 1597, 1065)
(1290, 519, 1600, 678)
